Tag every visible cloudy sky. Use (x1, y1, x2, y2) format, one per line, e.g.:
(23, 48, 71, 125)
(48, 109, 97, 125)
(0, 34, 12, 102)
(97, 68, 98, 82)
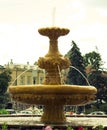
(0, 0, 107, 68)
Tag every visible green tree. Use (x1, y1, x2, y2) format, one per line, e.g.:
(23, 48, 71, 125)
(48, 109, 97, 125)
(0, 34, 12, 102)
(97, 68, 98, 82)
(66, 41, 87, 85)
(0, 69, 11, 108)
(84, 51, 107, 103)
(84, 51, 102, 70)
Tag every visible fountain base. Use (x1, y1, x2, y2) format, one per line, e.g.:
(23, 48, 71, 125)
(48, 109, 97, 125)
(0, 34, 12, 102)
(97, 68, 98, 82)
(41, 104, 66, 124)
(0, 115, 107, 130)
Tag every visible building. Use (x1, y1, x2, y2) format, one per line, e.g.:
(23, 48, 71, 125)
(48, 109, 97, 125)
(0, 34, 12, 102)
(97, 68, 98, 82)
(5, 59, 45, 86)
(4, 59, 45, 110)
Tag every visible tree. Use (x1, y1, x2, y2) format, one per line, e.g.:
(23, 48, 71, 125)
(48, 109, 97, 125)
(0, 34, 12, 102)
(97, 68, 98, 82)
(84, 51, 103, 70)
(0, 69, 12, 108)
(84, 51, 107, 104)
(66, 41, 87, 85)
(0, 69, 11, 94)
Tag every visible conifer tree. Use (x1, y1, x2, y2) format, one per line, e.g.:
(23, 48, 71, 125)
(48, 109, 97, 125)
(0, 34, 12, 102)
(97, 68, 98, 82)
(66, 41, 87, 85)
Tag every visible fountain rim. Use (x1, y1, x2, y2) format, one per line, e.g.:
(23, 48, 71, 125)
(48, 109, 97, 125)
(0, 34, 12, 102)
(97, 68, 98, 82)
(9, 84, 97, 94)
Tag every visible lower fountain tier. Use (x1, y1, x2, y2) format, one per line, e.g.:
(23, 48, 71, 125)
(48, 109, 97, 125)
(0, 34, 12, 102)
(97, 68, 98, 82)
(9, 85, 97, 105)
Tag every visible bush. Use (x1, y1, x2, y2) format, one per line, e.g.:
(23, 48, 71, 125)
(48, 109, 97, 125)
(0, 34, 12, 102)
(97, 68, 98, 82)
(0, 109, 9, 114)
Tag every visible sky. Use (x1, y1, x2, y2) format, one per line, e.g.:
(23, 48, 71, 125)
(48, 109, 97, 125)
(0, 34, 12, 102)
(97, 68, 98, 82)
(0, 0, 107, 68)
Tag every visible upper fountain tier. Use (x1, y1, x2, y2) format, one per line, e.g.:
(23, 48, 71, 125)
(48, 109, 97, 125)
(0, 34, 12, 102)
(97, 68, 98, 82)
(38, 27, 70, 85)
(38, 27, 69, 40)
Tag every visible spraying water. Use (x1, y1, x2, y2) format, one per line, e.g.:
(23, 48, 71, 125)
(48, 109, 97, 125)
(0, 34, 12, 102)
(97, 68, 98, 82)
(57, 65, 90, 86)
(57, 65, 64, 84)
(70, 65, 90, 86)
(69, 65, 91, 114)
(11, 69, 31, 86)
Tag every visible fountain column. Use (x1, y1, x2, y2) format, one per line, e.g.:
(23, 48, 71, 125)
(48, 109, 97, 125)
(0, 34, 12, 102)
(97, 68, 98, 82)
(38, 27, 70, 85)
(38, 27, 70, 123)
(41, 101, 66, 124)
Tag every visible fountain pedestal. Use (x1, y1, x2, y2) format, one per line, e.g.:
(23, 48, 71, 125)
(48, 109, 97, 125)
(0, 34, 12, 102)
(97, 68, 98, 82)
(41, 103, 65, 124)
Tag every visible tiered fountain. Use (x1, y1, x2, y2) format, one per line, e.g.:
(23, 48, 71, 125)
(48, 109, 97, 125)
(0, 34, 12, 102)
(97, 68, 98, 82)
(9, 27, 97, 124)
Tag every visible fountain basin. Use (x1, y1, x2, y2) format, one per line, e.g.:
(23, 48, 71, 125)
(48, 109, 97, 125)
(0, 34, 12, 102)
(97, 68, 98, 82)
(9, 85, 97, 124)
(9, 85, 97, 105)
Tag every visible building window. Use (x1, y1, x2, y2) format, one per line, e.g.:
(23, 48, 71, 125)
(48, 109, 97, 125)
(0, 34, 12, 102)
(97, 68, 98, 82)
(33, 77, 36, 84)
(27, 76, 31, 85)
(20, 76, 25, 85)
(40, 77, 43, 84)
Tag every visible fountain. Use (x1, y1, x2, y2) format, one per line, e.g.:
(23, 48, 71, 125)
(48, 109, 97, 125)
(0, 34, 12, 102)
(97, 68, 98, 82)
(9, 27, 97, 124)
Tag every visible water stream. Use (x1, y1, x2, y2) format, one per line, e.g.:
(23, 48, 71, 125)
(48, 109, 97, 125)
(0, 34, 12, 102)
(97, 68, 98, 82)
(11, 65, 90, 86)
(11, 65, 90, 114)
(70, 65, 90, 86)
(57, 65, 64, 84)
(11, 68, 31, 86)
(69, 66, 91, 114)
(57, 65, 90, 86)
(57, 65, 90, 114)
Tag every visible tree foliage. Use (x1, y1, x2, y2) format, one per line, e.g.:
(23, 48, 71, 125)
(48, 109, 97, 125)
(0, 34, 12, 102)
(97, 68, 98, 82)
(0, 69, 11, 94)
(66, 41, 87, 85)
(88, 70, 107, 102)
(84, 51, 102, 70)
(84, 51, 107, 103)
(0, 69, 11, 108)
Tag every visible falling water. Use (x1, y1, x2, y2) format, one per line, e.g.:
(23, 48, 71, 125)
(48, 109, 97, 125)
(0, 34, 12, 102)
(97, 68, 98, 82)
(11, 65, 90, 115)
(69, 65, 91, 114)
(57, 65, 64, 84)
(11, 69, 31, 86)
(57, 65, 90, 114)
(70, 65, 90, 86)
(57, 65, 90, 86)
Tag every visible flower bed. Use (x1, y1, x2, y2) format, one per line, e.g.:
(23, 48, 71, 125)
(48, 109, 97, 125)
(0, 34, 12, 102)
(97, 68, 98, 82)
(0, 124, 105, 130)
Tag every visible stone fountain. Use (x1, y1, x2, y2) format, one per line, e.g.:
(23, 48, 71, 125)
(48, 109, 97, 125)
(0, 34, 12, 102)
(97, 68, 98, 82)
(9, 27, 97, 124)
